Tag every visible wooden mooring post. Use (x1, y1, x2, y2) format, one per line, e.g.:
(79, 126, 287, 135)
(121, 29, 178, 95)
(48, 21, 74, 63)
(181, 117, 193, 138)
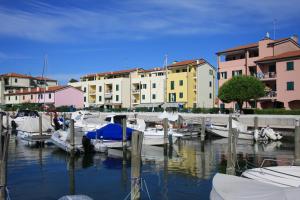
(163, 118, 168, 156)
(5, 113, 9, 130)
(226, 114, 236, 175)
(70, 119, 75, 156)
(294, 119, 300, 165)
(201, 117, 206, 141)
(39, 114, 42, 137)
(254, 116, 258, 130)
(0, 113, 3, 157)
(0, 127, 10, 200)
(131, 131, 143, 200)
(122, 118, 127, 150)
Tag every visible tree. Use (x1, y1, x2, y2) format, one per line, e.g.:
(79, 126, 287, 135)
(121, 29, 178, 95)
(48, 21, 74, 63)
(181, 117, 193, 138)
(218, 75, 265, 110)
(69, 78, 79, 83)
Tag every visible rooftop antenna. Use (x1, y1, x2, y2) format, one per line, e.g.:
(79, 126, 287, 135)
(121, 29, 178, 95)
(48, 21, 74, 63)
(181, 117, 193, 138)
(273, 19, 277, 39)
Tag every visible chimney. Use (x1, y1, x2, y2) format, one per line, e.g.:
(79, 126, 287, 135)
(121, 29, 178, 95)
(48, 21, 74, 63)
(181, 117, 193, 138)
(37, 87, 40, 92)
(291, 34, 298, 43)
(196, 60, 200, 64)
(173, 61, 178, 64)
(46, 86, 49, 91)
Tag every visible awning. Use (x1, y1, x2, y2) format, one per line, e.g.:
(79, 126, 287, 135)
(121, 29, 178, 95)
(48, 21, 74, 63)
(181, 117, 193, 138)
(161, 102, 185, 108)
(134, 103, 163, 108)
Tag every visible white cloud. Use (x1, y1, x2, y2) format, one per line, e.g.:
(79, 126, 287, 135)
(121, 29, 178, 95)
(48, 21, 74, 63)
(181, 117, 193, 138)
(0, 0, 298, 42)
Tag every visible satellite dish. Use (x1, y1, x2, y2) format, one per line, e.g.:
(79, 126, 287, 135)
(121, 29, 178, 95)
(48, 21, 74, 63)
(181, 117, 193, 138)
(266, 32, 270, 38)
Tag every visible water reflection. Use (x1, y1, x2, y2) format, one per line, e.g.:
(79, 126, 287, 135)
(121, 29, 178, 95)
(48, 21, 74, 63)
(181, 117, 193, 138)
(7, 134, 296, 200)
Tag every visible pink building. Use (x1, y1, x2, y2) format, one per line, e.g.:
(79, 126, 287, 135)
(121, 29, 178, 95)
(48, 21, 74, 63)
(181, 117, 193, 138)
(5, 86, 84, 108)
(217, 34, 300, 110)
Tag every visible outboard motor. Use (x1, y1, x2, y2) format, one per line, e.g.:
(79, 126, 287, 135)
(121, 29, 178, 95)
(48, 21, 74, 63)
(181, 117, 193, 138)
(11, 120, 17, 130)
(82, 135, 94, 153)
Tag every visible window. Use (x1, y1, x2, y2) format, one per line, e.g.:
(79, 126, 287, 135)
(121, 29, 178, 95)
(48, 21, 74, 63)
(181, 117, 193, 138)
(287, 82, 294, 91)
(152, 94, 156, 99)
(176, 70, 180, 73)
(287, 62, 294, 71)
(116, 95, 119, 101)
(209, 69, 213, 75)
(99, 86, 102, 92)
(84, 97, 86, 102)
(179, 80, 183, 86)
(23, 96, 25, 100)
(31, 95, 33, 100)
(141, 75, 145, 78)
(169, 93, 176, 102)
(170, 81, 175, 90)
(99, 96, 102, 101)
(8, 96, 10, 101)
(182, 69, 187, 72)
(142, 84, 147, 89)
(209, 81, 212, 87)
(116, 84, 119, 91)
(49, 93, 51, 99)
(179, 92, 183, 98)
(40, 94, 43, 99)
(221, 72, 227, 79)
(152, 83, 156, 88)
(83, 87, 86, 92)
(142, 95, 145, 100)
(15, 78, 18, 83)
(232, 70, 242, 77)
(15, 96, 17, 100)
(158, 72, 164, 76)
(209, 93, 212, 99)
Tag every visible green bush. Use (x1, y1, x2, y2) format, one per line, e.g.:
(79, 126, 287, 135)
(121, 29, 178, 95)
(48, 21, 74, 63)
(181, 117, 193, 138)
(254, 109, 300, 115)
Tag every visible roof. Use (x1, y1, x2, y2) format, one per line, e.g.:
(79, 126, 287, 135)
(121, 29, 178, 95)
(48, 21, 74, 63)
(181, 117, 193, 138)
(168, 59, 206, 68)
(255, 50, 300, 63)
(82, 68, 140, 79)
(34, 76, 57, 81)
(4, 86, 75, 96)
(0, 73, 32, 79)
(216, 37, 297, 55)
(141, 67, 164, 73)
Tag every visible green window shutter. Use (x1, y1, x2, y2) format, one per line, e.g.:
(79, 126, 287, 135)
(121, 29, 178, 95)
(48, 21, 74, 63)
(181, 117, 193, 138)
(287, 82, 294, 91)
(171, 81, 175, 90)
(287, 62, 294, 71)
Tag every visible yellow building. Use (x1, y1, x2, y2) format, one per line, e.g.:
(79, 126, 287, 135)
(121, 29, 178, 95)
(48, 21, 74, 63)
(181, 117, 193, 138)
(166, 59, 215, 109)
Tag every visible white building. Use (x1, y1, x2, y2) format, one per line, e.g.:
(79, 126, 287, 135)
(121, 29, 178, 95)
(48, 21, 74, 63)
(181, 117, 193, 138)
(196, 62, 216, 108)
(131, 68, 166, 108)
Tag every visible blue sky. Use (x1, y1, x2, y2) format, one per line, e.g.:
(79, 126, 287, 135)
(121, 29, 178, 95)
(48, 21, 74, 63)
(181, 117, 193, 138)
(0, 0, 300, 84)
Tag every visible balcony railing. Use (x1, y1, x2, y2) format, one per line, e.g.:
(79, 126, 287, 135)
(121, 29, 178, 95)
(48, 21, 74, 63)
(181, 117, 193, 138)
(259, 91, 277, 100)
(257, 72, 277, 80)
(104, 92, 112, 99)
(132, 89, 140, 94)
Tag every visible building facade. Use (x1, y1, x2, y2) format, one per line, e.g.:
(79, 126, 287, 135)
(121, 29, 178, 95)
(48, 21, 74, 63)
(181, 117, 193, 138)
(167, 59, 215, 108)
(4, 86, 84, 108)
(217, 34, 300, 110)
(131, 68, 166, 108)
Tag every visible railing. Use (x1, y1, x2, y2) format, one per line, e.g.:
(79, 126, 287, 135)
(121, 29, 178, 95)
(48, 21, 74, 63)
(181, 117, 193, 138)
(104, 92, 112, 99)
(260, 91, 277, 99)
(257, 72, 277, 80)
(132, 89, 140, 94)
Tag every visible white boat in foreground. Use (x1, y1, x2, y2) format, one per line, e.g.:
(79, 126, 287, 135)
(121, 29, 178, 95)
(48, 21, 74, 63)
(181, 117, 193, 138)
(210, 173, 300, 200)
(242, 163, 300, 187)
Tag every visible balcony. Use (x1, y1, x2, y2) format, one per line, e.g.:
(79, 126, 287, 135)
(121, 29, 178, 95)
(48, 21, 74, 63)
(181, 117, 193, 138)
(132, 89, 140, 94)
(104, 92, 112, 99)
(259, 91, 277, 100)
(257, 72, 277, 81)
(132, 99, 139, 104)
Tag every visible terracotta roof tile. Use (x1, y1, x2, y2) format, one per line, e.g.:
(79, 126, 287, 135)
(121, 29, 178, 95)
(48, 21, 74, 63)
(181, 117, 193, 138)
(216, 43, 258, 54)
(0, 73, 32, 78)
(34, 76, 57, 81)
(81, 68, 140, 78)
(168, 59, 206, 68)
(141, 67, 164, 73)
(255, 50, 300, 63)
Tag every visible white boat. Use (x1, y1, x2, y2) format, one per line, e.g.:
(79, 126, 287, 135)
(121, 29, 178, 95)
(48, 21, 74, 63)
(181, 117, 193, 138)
(71, 111, 103, 132)
(206, 119, 254, 140)
(255, 126, 283, 141)
(58, 195, 93, 200)
(51, 127, 85, 153)
(242, 160, 300, 187)
(210, 173, 300, 200)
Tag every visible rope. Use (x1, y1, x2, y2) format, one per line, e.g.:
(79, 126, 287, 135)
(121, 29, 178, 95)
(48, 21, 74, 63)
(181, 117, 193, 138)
(123, 178, 152, 200)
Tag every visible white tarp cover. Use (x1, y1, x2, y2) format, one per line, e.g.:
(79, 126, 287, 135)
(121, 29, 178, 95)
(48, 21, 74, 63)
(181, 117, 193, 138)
(158, 111, 179, 122)
(211, 173, 300, 200)
(15, 116, 52, 133)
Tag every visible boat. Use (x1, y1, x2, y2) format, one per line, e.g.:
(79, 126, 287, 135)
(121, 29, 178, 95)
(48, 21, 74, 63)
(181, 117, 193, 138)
(51, 127, 85, 153)
(85, 123, 133, 149)
(210, 173, 300, 200)
(206, 119, 254, 140)
(242, 159, 300, 187)
(254, 126, 283, 141)
(71, 111, 103, 132)
(58, 195, 93, 200)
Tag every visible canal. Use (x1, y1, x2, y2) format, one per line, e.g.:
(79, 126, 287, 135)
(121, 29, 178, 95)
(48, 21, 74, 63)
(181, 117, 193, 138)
(7, 135, 294, 200)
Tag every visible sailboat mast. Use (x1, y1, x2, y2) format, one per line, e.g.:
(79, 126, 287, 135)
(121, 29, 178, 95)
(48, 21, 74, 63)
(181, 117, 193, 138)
(164, 54, 168, 104)
(41, 55, 48, 111)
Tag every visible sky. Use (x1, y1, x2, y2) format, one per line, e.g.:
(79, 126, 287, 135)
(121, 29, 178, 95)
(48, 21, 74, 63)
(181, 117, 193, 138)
(0, 0, 300, 84)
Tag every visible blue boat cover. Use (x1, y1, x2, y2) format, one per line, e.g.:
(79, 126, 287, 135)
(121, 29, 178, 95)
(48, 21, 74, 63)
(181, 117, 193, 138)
(85, 123, 133, 140)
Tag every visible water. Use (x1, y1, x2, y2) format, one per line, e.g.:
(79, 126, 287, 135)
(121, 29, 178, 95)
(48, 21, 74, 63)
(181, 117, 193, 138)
(7, 136, 294, 200)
